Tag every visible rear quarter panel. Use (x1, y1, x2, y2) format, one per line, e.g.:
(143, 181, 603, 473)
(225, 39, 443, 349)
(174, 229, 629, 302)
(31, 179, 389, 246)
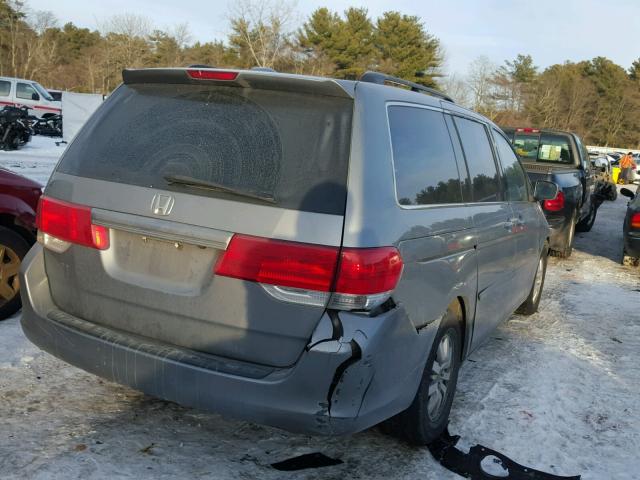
(344, 83, 477, 354)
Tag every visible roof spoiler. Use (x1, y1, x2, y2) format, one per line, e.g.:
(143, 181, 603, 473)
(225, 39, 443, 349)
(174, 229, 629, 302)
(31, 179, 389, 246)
(359, 71, 454, 103)
(122, 68, 354, 99)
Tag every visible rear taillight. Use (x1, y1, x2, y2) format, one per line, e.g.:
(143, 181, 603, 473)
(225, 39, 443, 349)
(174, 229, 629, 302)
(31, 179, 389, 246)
(36, 196, 110, 253)
(631, 213, 640, 229)
(543, 190, 565, 212)
(186, 69, 238, 81)
(214, 234, 403, 311)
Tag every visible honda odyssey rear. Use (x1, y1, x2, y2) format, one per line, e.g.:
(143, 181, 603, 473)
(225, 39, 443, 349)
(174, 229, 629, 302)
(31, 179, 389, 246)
(20, 67, 552, 443)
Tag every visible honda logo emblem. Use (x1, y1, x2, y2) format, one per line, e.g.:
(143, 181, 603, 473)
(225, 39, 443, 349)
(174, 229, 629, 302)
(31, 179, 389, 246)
(150, 194, 175, 216)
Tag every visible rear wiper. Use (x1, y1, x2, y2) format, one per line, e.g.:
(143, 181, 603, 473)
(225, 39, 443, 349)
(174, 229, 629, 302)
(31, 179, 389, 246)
(163, 174, 275, 204)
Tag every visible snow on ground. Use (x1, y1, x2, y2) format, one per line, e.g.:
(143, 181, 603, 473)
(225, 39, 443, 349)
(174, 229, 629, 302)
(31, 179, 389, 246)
(0, 152, 639, 479)
(0, 136, 65, 186)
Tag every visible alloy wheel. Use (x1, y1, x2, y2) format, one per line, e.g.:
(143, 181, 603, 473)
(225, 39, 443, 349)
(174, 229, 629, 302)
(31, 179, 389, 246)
(0, 244, 21, 306)
(428, 332, 454, 421)
(532, 256, 544, 303)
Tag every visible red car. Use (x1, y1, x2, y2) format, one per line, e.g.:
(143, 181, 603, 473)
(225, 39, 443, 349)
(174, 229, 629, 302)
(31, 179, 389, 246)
(0, 168, 41, 319)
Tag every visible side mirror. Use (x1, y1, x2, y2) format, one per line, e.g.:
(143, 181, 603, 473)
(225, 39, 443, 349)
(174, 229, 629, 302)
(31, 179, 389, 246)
(620, 188, 635, 199)
(31, 92, 39, 101)
(533, 180, 559, 201)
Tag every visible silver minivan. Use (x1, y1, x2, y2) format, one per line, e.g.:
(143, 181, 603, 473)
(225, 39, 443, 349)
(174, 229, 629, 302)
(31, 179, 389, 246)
(20, 68, 556, 444)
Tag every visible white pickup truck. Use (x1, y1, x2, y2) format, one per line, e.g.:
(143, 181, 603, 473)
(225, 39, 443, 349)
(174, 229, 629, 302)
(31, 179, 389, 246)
(0, 76, 62, 117)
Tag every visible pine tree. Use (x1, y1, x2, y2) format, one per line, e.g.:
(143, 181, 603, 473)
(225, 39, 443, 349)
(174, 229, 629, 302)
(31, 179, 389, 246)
(373, 12, 442, 87)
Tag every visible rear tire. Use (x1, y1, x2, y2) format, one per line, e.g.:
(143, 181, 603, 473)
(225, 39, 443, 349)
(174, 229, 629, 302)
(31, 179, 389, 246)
(516, 242, 548, 315)
(576, 203, 597, 232)
(380, 303, 463, 445)
(550, 212, 576, 258)
(622, 251, 640, 267)
(0, 226, 30, 320)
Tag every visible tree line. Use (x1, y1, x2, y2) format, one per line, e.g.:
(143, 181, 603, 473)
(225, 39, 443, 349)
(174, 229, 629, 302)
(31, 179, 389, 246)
(0, 0, 638, 147)
(458, 54, 640, 148)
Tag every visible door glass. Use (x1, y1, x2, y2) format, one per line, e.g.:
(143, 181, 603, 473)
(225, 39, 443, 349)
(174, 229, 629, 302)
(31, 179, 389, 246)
(0, 80, 10, 96)
(493, 130, 529, 202)
(388, 106, 463, 206)
(16, 82, 36, 100)
(454, 117, 502, 202)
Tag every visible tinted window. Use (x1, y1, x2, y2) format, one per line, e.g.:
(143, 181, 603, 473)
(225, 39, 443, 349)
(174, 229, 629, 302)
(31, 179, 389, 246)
(0, 80, 10, 96)
(388, 106, 462, 206)
(493, 130, 529, 202)
(454, 117, 501, 202)
(16, 82, 36, 100)
(57, 83, 353, 215)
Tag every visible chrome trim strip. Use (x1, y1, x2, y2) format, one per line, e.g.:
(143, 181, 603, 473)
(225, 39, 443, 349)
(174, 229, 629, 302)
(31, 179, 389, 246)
(92, 209, 233, 250)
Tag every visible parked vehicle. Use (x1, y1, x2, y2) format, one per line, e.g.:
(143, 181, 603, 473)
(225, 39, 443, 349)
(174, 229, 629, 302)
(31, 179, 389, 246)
(20, 68, 557, 444)
(591, 156, 618, 201)
(30, 113, 62, 137)
(501, 127, 597, 258)
(47, 89, 63, 102)
(0, 76, 61, 118)
(0, 169, 41, 319)
(620, 187, 640, 266)
(0, 105, 33, 150)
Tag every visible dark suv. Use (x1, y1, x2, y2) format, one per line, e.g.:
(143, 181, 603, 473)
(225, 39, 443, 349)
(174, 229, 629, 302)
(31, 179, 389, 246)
(21, 68, 556, 443)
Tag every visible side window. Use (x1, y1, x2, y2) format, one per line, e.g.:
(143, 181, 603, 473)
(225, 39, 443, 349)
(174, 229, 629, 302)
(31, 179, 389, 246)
(388, 106, 463, 206)
(575, 136, 591, 172)
(0, 80, 10, 97)
(493, 130, 529, 202)
(454, 117, 502, 202)
(16, 82, 36, 100)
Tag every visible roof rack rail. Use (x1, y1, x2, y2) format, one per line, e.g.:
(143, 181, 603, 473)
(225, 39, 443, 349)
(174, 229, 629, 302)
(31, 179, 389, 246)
(359, 71, 454, 103)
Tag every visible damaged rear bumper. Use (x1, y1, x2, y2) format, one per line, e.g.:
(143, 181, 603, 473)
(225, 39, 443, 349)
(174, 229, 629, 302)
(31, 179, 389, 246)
(19, 245, 438, 435)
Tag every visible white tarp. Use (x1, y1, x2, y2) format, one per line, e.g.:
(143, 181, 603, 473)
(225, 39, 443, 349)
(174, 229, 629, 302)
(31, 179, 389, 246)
(62, 92, 103, 142)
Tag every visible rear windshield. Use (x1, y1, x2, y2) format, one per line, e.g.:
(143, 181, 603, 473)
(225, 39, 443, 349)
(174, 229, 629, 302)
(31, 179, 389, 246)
(57, 83, 353, 215)
(513, 132, 574, 164)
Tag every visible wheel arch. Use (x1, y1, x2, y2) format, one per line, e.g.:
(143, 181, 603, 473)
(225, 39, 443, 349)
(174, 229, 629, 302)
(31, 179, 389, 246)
(0, 213, 36, 245)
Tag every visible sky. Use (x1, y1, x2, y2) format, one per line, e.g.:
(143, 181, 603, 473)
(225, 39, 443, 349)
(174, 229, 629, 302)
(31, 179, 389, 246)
(28, 0, 640, 76)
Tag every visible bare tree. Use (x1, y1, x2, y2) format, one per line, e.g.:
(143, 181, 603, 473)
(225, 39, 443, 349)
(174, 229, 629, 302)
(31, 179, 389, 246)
(22, 10, 58, 79)
(441, 73, 472, 108)
(171, 22, 192, 49)
(466, 55, 497, 113)
(228, 0, 298, 68)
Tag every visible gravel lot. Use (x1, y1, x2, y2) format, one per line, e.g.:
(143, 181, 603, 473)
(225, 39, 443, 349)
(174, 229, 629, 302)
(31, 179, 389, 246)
(1, 158, 638, 479)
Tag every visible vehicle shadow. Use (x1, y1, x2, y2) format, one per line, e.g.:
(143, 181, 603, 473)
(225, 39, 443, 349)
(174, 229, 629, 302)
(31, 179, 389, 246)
(572, 187, 629, 264)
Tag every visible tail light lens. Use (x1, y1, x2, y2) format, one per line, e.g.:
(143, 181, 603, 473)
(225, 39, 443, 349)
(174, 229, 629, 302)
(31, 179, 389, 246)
(186, 69, 238, 81)
(543, 190, 565, 212)
(36, 197, 110, 252)
(631, 212, 640, 229)
(214, 234, 403, 311)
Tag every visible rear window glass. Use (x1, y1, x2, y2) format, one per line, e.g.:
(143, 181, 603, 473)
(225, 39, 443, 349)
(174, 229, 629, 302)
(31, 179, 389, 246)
(513, 133, 540, 160)
(513, 132, 573, 164)
(57, 83, 353, 215)
(388, 106, 462, 206)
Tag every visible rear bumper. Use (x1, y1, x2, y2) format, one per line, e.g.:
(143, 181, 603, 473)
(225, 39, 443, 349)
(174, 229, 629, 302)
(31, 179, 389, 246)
(20, 244, 436, 435)
(544, 213, 572, 251)
(624, 231, 640, 258)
